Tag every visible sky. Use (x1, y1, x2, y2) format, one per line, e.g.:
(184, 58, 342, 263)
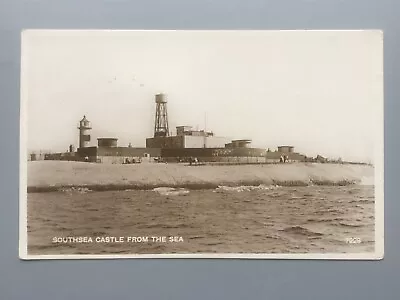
(22, 30, 383, 163)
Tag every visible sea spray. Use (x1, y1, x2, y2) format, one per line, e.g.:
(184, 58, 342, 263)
(153, 187, 190, 196)
(215, 184, 280, 193)
(59, 187, 92, 194)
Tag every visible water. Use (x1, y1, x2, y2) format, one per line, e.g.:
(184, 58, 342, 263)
(27, 185, 375, 255)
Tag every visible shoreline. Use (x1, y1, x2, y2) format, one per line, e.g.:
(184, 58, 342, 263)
(27, 179, 361, 193)
(27, 161, 374, 193)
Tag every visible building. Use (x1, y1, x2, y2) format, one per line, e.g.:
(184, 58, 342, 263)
(78, 115, 91, 148)
(225, 139, 252, 148)
(73, 119, 161, 163)
(176, 126, 213, 137)
(97, 138, 118, 147)
(77, 146, 160, 164)
(146, 125, 230, 149)
(37, 93, 310, 164)
(277, 146, 294, 153)
(28, 152, 46, 161)
(147, 94, 232, 149)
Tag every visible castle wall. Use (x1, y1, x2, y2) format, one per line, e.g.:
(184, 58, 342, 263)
(183, 136, 230, 148)
(146, 136, 184, 148)
(77, 146, 98, 158)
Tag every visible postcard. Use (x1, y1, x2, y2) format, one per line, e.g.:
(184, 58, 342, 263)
(19, 30, 384, 259)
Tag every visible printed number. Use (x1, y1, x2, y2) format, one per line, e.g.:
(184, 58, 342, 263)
(346, 237, 361, 244)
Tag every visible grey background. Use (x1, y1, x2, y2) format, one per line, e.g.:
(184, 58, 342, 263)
(0, 0, 398, 299)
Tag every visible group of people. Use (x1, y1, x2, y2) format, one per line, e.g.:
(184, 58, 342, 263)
(280, 155, 289, 163)
(189, 157, 199, 166)
(124, 157, 140, 164)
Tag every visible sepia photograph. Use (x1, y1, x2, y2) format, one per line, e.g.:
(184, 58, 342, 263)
(19, 30, 384, 259)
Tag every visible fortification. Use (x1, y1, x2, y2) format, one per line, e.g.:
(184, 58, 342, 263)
(37, 94, 316, 164)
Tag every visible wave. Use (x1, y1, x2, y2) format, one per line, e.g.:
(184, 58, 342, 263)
(153, 187, 190, 196)
(215, 184, 280, 193)
(349, 199, 374, 204)
(28, 183, 220, 193)
(336, 222, 364, 228)
(27, 178, 366, 193)
(280, 226, 324, 237)
(58, 187, 92, 194)
(306, 217, 345, 223)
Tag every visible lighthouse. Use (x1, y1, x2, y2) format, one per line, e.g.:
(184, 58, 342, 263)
(78, 115, 92, 148)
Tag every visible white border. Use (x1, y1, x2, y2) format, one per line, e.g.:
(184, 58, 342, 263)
(19, 30, 384, 260)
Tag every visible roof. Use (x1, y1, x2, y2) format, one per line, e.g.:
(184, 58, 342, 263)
(97, 137, 118, 140)
(231, 139, 252, 143)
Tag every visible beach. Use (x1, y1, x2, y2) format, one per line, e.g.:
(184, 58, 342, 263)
(27, 161, 374, 191)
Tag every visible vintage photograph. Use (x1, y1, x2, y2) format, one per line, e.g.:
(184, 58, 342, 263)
(19, 30, 384, 259)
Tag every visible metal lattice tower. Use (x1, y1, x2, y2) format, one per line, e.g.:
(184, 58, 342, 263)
(154, 93, 169, 137)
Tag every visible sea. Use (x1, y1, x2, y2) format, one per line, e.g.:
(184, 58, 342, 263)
(27, 183, 375, 255)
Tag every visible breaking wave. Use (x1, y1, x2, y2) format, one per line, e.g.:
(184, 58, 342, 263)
(152, 187, 190, 196)
(28, 169, 374, 194)
(28, 177, 367, 193)
(215, 184, 280, 193)
(58, 187, 92, 194)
